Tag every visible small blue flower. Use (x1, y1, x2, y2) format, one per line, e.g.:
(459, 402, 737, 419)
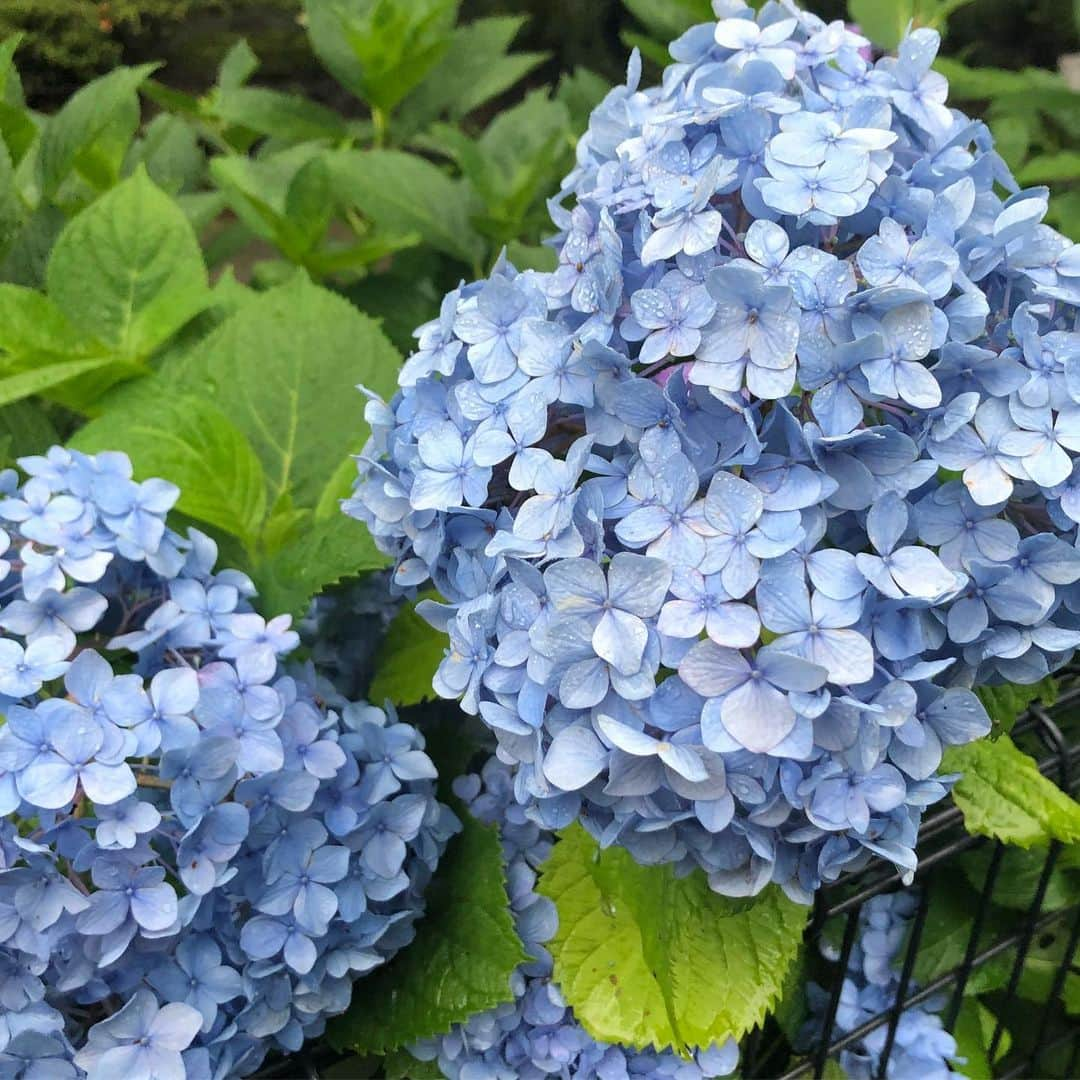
(409, 422, 493, 512)
(147, 935, 244, 1032)
(74, 990, 201, 1080)
(694, 266, 800, 399)
(680, 640, 827, 753)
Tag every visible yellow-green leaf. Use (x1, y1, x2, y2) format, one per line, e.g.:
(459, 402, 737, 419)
(537, 824, 808, 1053)
(943, 735, 1080, 848)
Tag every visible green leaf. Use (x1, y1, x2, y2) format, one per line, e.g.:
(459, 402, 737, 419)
(398, 15, 547, 132)
(943, 735, 1080, 848)
(620, 31, 673, 70)
(125, 114, 205, 196)
(953, 999, 1010, 1078)
(472, 89, 571, 210)
(1049, 190, 1080, 243)
(933, 57, 1069, 99)
(0, 285, 89, 360)
(305, 0, 459, 113)
(505, 240, 557, 272)
(0, 205, 65, 289)
(537, 824, 808, 1052)
(175, 274, 400, 510)
(383, 1049, 441, 1079)
(621, 0, 712, 41)
(339, 264, 442, 354)
(327, 806, 526, 1054)
(0, 137, 21, 262)
(986, 109, 1036, 170)
(252, 512, 389, 619)
(0, 35, 23, 104)
(212, 87, 350, 142)
(975, 676, 1057, 735)
(283, 155, 333, 255)
(71, 394, 267, 545)
(1014, 921, 1080, 1013)
(368, 599, 446, 707)
(0, 357, 121, 409)
(0, 400, 58, 464)
(848, 0, 911, 50)
(1017, 152, 1080, 185)
(46, 169, 209, 361)
(217, 39, 259, 91)
(177, 191, 227, 233)
(556, 67, 611, 134)
(209, 144, 324, 248)
(911, 882, 1012, 993)
(315, 455, 358, 520)
(959, 844, 1080, 913)
(770, 944, 809, 1045)
(329, 149, 483, 265)
(37, 64, 158, 197)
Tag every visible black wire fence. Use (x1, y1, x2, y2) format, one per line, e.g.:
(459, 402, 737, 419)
(262, 688, 1080, 1079)
(742, 683, 1080, 1080)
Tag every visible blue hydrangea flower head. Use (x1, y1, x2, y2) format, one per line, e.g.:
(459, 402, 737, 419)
(0, 448, 458, 1077)
(346, 0, 1080, 907)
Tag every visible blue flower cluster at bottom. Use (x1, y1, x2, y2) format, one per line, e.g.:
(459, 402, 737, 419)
(806, 891, 962, 1079)
(0, 448, 458, 1079)
(409, 756, 740, 1080)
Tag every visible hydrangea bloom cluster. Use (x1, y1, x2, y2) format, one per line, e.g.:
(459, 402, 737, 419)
(0, 447, 457, 1079)
(347, 0, 1080, 902)
(806, 890, 961, 1078)
(410, 756, 740, 1079)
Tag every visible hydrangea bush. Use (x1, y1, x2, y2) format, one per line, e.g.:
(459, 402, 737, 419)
(806, 889, 961, 1078)
(409, 755, 741, 1079)
(0, 448, 457, 1078)
(346, 0, 1080, 903)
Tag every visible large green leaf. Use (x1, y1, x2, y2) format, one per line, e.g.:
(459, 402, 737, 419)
(252, 512, 389, 619)
(943, 735, 1080, 848)
(538, 824, 808, 1052)
(368, 599, 446, 707)
(71, 394, 268, 545)
(46, 168, 209, 362)
(329, 149, 483, 265)
(37, 64, 157, 197)
(176, 274, 400, 510)
(327, 807, 525, 1054)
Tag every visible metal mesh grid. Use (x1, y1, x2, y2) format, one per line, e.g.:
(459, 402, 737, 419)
(743, 682, 1080, 1079)
(261, 687, 1080, 1079)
